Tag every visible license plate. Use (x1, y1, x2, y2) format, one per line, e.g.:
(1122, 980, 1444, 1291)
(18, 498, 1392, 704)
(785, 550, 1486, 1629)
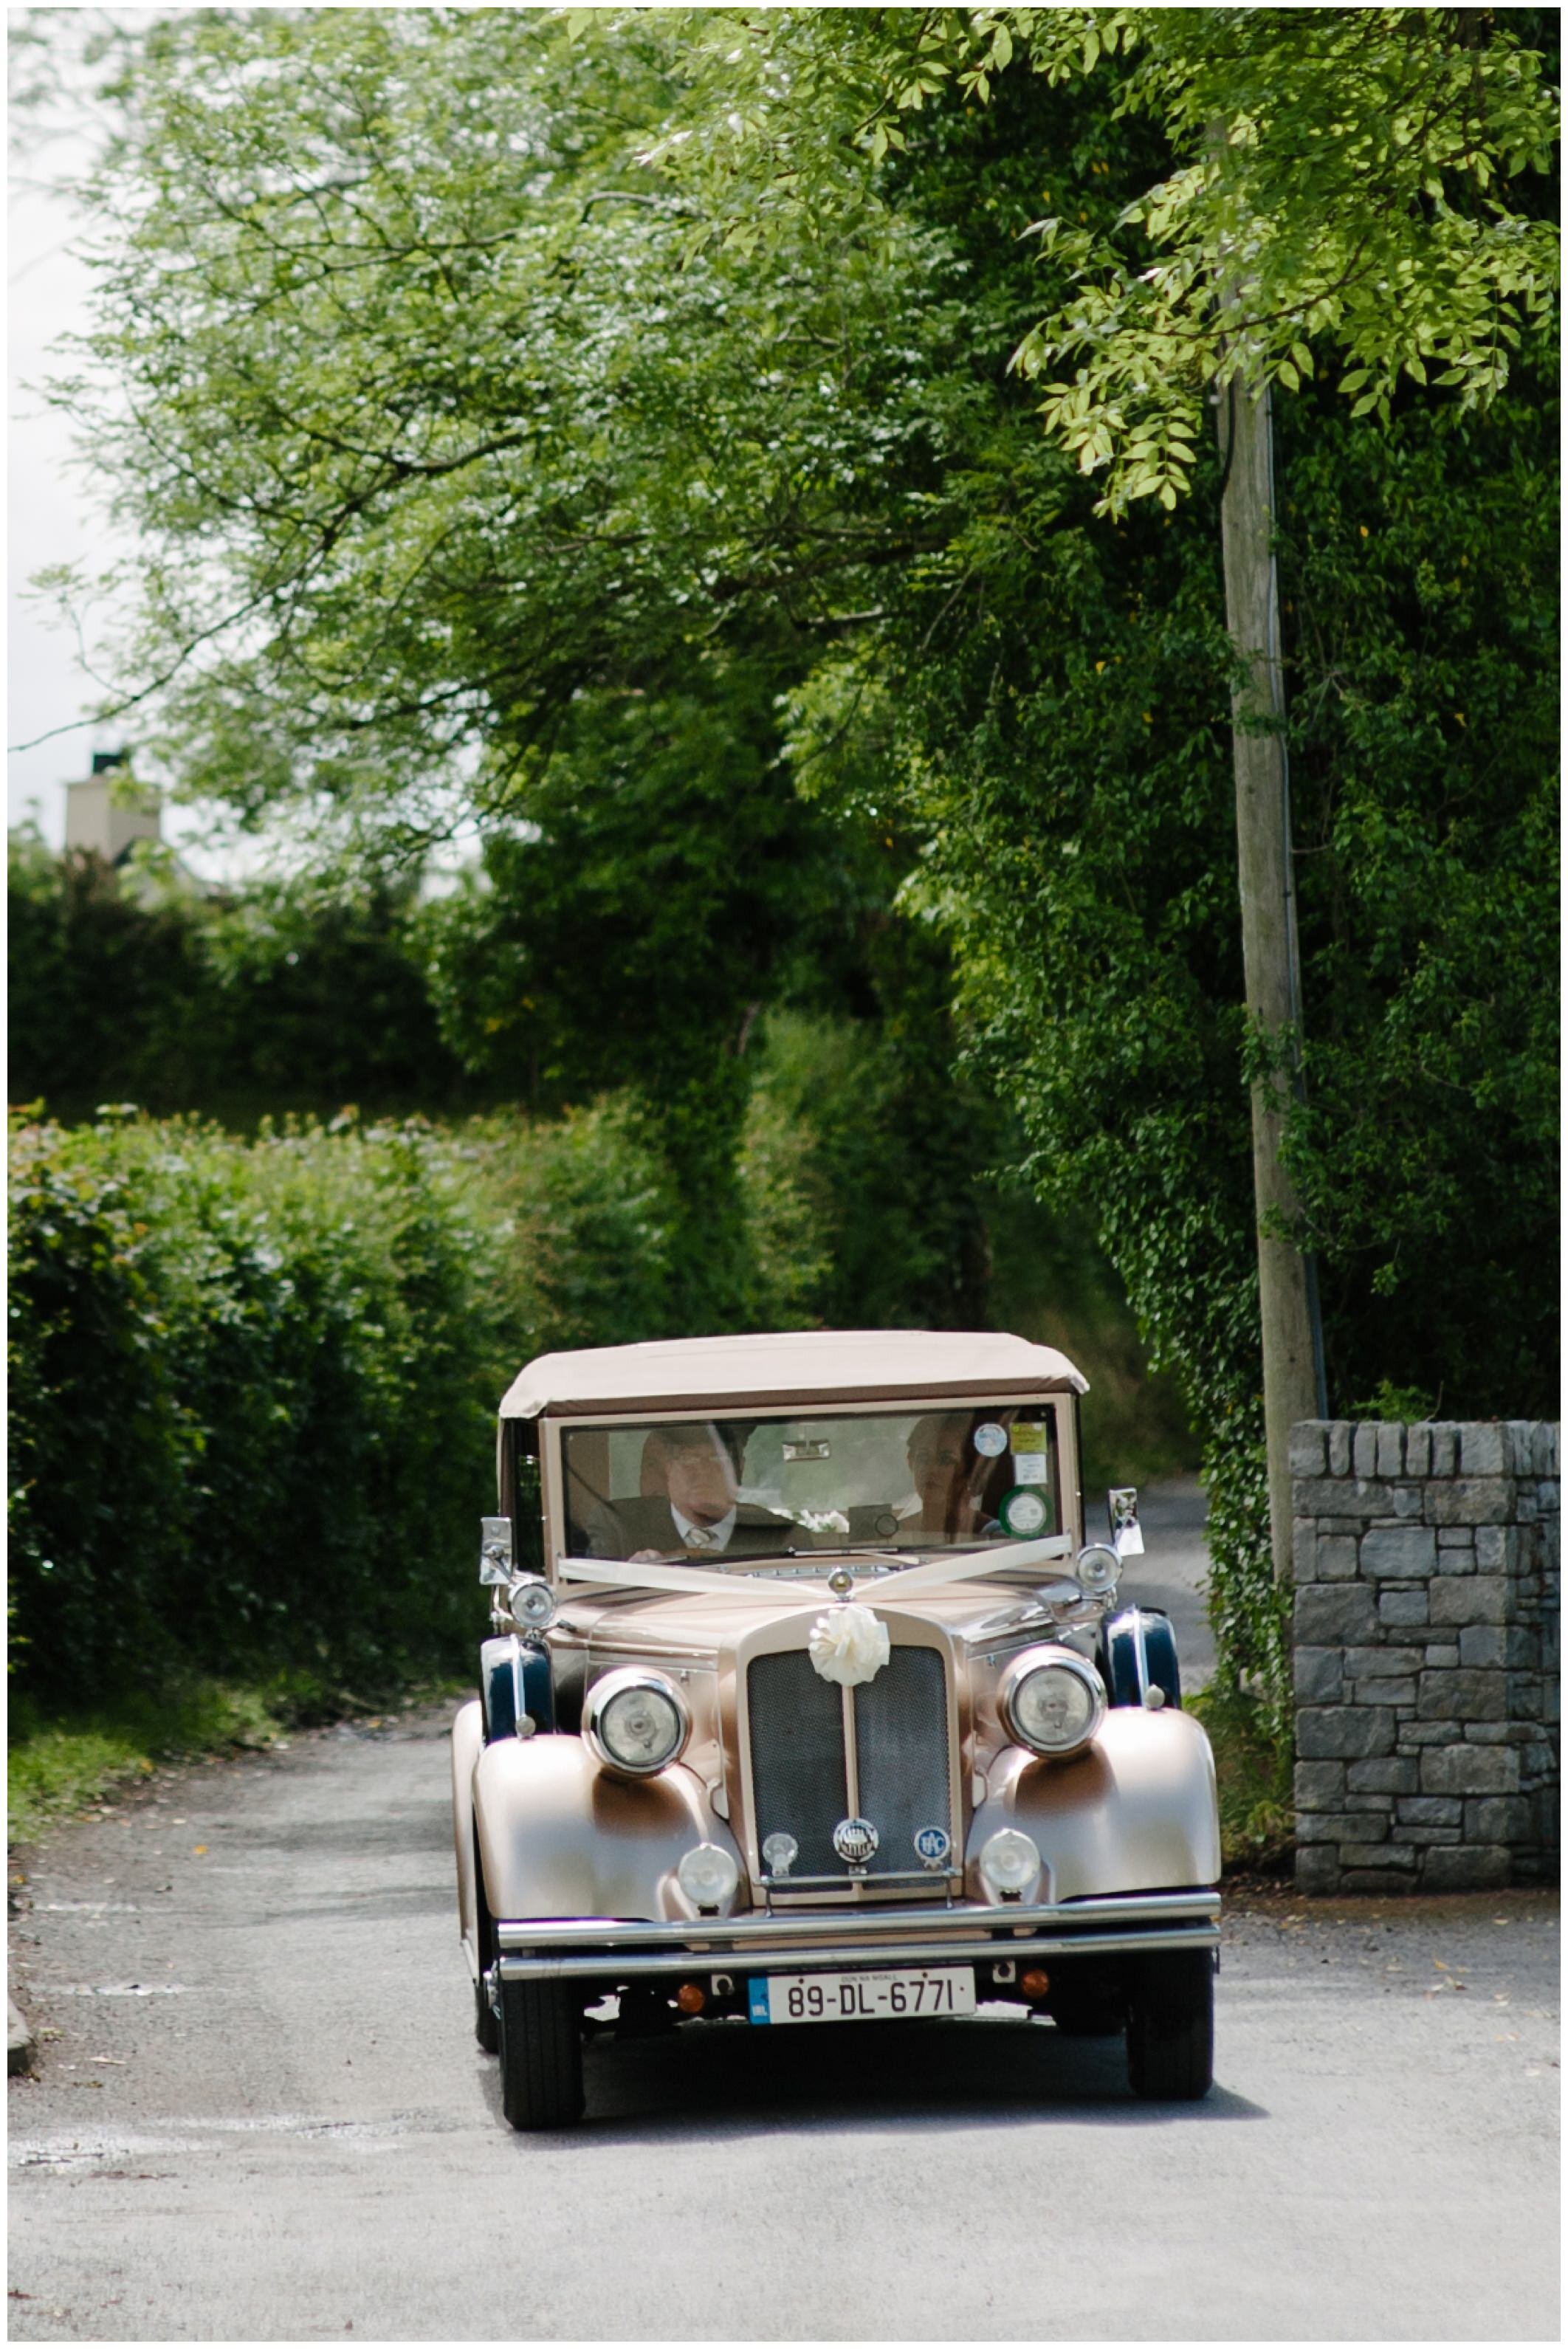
(747, 1965, 975, 2026)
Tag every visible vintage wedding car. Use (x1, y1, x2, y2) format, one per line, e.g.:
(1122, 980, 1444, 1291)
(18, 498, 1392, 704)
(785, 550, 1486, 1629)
(452, 1330, 1220, 2128)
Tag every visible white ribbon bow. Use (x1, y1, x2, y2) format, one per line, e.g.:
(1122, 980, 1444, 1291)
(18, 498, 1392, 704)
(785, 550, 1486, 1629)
(808, 1602, 890, 1688)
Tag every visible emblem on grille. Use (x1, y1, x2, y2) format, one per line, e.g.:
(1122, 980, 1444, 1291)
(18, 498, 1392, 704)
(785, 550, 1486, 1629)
(914, 1824, 952, 1870)
(832, 1816, 879, 1867)
(762, 1832, 799, 1878)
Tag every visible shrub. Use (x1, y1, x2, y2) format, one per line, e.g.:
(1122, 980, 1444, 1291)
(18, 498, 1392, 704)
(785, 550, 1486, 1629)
(7, 1101, 681, 1704)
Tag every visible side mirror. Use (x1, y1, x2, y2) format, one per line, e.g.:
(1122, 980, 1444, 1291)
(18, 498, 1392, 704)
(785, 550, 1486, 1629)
(478, 1516, 514, 1585)
(1107, 1488, 1144, 1558)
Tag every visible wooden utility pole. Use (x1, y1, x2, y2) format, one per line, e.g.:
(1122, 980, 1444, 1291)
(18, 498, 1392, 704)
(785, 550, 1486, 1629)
(1217, 371, 1326, 1586)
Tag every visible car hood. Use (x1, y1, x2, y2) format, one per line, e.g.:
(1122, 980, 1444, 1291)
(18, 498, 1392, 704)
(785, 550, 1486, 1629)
(554, 1574, 1084, 1662)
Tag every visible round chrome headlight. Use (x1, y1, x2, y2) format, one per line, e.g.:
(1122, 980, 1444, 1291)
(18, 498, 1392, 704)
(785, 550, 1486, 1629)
(979, 1826, 1042, 1901)
(1075, 1543, 1121, 1599)
(583, 1668, 690, 1777)
(508, 1575, 557, 1633)
(998, 1646, 1106, 1758)
(676, 1842, 740, 1913)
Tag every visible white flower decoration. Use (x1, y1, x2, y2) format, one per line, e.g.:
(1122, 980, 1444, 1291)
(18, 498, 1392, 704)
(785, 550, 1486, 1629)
(808, 1602, 890, 1688)
(793, 1507, 850, 1535)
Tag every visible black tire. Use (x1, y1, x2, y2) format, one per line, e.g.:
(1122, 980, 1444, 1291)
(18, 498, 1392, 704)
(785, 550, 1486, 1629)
(472, 1827, 500, 2054)
(498, 1978, 585, 2130)
(1126, 1950, 1214, 2099)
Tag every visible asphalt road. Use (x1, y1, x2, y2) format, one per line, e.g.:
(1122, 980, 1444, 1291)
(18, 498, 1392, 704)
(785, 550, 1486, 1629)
(10, 1695, 1558, 2342)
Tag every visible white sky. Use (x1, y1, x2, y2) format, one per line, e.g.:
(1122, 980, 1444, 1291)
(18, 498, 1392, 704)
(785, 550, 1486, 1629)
(7, 13, 485, 891)
(7, 16, 276, 881)
(7, 102, 119, 845)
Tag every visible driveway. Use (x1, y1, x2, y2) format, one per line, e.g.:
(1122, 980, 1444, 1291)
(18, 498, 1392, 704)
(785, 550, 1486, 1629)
(8, 1699, 1556, 2342)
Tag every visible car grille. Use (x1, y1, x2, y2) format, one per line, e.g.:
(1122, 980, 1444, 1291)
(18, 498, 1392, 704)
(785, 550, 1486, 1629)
(746, 1644, 953, 1882)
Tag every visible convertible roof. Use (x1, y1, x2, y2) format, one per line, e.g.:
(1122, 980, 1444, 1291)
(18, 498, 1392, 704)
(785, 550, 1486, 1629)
(498, 1330, 1087, 1420)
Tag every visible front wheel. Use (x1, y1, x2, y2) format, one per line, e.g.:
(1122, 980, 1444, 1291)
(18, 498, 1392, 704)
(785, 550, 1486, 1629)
(498, 1978, 585, 2130)
(1125, 1950, 1214, 2100)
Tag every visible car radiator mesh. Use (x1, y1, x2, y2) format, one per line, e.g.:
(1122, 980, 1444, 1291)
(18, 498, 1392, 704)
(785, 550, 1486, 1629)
(746, 1643, 952, 1881)
(853, 1645, 952, 1876)
(746, 1651, 848, 1877)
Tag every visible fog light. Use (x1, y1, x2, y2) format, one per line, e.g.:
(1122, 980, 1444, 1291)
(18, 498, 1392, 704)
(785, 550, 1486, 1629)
(676, 1842, 740, 1911)
(675, 1981, 706, 2015)
(979, 1827, 1042, 1901)
(1021, 1968, 1051, 2001)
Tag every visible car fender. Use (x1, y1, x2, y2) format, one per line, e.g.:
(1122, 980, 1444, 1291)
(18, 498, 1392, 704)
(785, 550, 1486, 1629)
(969, 1705, 1220, 1902)
(451, 1699, 485, 1973)
(474, 1731, 748, 1925)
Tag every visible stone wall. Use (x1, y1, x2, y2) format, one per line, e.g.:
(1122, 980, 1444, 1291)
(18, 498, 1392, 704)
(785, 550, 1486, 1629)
(1291, 1420, 1559, 1894)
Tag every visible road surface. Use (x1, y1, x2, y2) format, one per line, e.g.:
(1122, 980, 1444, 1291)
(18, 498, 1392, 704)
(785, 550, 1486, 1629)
(9, 1690, 1556, 2340)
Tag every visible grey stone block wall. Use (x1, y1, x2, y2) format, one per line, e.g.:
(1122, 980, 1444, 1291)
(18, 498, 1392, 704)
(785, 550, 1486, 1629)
(1291, 1420, 1559, 1894)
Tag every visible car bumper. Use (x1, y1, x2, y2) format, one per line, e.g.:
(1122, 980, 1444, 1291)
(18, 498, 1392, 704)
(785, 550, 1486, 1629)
(494, 1889, 1220, 1984)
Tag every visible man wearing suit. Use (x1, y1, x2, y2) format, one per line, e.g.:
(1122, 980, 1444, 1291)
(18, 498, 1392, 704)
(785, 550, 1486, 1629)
(586, 1423, 799, 1564)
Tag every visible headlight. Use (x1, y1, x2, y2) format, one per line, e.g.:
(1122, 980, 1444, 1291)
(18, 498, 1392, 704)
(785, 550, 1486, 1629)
(508, 1575, 556, 1633)
(979, 1827, 1042, 1900)
(1075, 1543, 1121, 1598)
(998, 1646, 1106, 1758)
(676, 1843, 739, 1912)
(583, 1668, 690, 1777)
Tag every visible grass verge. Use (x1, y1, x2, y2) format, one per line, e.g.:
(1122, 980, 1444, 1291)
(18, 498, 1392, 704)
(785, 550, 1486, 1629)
(7, 1669, 465, 1848)
(1188, 1682, 1295, 1874)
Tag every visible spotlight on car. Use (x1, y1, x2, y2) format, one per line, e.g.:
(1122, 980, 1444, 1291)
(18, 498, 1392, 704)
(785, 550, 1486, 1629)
(508, 1576, 557, 1634)
(1075, 1543, 1121, 1599)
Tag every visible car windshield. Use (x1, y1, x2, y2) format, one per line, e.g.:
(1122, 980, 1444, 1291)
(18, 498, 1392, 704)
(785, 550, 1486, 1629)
(561, 1405, 1062, 1565)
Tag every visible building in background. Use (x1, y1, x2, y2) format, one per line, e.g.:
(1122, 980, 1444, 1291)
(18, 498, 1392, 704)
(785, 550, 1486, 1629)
(63, 749, 160, 867)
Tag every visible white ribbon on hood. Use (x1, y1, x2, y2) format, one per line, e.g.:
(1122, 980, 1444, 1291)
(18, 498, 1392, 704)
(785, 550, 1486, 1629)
(808, 1601, 890, 1688)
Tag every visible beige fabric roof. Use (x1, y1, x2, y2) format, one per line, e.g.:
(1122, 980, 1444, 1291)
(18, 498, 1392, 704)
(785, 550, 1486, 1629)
(498, 1329, 1087, 1420)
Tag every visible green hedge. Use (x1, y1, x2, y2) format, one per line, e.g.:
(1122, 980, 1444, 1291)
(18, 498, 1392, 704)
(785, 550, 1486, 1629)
(7, 1101, 680, 1704)
(10, 1065, 1196, 1710)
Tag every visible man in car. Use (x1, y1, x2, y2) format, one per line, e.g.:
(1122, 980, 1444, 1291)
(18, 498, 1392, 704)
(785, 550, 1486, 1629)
(587, 1423, 799, 1563)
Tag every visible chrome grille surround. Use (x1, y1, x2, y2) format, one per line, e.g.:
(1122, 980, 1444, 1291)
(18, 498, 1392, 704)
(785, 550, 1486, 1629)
(744, 1634, 956, 1891)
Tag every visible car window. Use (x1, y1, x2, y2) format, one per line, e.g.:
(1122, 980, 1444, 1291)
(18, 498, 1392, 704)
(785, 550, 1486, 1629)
(562, 1406, 1059, 1563)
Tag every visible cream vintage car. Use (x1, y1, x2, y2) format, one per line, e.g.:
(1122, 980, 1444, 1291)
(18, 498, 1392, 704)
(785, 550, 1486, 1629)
(452, 1330, 1220, 2128)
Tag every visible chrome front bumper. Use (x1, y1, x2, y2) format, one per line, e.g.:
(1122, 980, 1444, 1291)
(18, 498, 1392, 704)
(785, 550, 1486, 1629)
(495, 1889, 1220, 1984)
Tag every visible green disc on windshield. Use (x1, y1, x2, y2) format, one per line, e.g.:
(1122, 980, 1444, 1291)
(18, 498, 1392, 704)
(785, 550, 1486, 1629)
(998, 1487, 1053, 1539)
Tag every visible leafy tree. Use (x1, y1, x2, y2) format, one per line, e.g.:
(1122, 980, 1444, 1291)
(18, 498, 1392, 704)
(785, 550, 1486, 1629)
(27, 8, 1558, 1707)
(31, 7, 972, 1292)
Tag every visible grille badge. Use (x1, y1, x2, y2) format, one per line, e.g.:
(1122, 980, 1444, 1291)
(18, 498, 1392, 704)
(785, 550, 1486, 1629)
(832, 1817, 879, 1867)
(914, 1825, 952, 1870)
(762, 1832, 799, 1878)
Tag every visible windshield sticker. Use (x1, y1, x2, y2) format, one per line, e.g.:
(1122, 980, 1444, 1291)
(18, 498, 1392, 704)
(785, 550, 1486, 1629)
(1012, 1451, 1049, 1486)
(972, 1422, 1008, 1456)
(999, 1488, 1051, 1537)
(1010, 1422, 1048, 1454)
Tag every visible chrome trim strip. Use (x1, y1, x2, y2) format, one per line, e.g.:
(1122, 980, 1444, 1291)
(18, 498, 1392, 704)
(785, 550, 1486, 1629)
(498, 1921, 1220, 1984)
(762, 1868, 963, 1891)
(495, 1888, 1219, 1954)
